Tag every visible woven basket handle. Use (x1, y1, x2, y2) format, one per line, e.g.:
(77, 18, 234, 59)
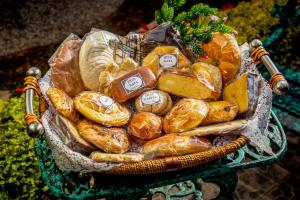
(250, 39, 289, 95)
(24, 67, 45, 138)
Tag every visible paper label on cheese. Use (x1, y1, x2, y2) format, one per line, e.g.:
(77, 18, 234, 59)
(141, 91, 160, 105)
(159, 54, 178, 69)
(99, 96, 114, 107)
(121, 73, 145, 94)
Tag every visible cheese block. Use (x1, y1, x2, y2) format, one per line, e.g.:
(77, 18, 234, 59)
(111, 67, 157, 103)
(143, 133, 212, 158)
(142, 46, 191, 75)
(201, 101, 239, 125)
(223, 72, 259, 114)
(158, 70, 220, 100)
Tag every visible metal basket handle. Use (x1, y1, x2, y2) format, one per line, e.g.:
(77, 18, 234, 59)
(24, 67, 45, 138)
(250, 39, 289, 95)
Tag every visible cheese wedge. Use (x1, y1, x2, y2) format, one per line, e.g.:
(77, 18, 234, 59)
(223, 72, 258, 114)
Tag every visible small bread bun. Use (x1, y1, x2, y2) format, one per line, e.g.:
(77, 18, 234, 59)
(47, 87, 79, 122)
(135, 90, 172, 116)
(129, 112, 162, 141)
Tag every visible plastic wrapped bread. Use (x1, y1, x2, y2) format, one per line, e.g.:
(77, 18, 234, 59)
(129, 112, 162, 141)
(142, 46, 191, 75)
(163, 98, 209, 133)
(201, 101, 239, 125)
(143, 133, 212, 157)
(49, 34, 86, 97)
(91, 152, 144, 163)
(200, 32, 241, 84)
(135, 90, 173, 115)
(52, 115, 97, 154)
(74, 91, 130, 126)
(47, 87, 79, 123)
(98, 58, 138, 96)
(78, 120, 131, 154)
(79, 29, 118, 91)
(111, 67, 157, 103)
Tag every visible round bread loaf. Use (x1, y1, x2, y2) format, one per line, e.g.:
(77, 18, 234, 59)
(135, 90, 172, 116)
(200, 32, 241, 84)
(163, 98, 209, 133)
(79, 30, 118, 91)
(74, 91, 130, 127)
(129, 112, 162, 141)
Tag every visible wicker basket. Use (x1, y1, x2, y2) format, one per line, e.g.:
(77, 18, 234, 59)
(23, 35, 287, 174)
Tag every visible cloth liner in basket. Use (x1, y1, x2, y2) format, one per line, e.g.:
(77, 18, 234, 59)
(39, 33, 273, 173)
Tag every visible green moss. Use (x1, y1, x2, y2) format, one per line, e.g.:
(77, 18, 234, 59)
(0, 96, 47, 199)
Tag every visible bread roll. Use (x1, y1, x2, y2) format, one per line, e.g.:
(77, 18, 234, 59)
(201, 32, 241, 84)
(143, 133, 212, 157)
(78, 120, 131, 154)
(163, 99, 209, 133)
(201, 101, 238, 125)
(50, 36, 86, 97)
(191, 62, 222, 98)
(142, 46, 191, 75)
(47, 87, 79, 122)
(223, 72, 259, 114)
(74, 91, 130, 126)
(135, 90, 172, 115)
(129, 112, 162, 141)
(111, 67, 157, 103)
(79, 30, 118, 91)
(158, 70, 220, 100)
(91, 152, 144, 163)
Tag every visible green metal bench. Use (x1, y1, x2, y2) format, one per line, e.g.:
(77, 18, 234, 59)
(36, 111, 286, 199)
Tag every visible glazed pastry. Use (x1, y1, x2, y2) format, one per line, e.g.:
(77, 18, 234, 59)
(91, 152, 144, 163)
(142, 46, 191, 75)
(53, 115, 97, 154)
(223, 72, 259, 114)
(163, 99, 209, 133)
(179, 119, 248, 137)
(143, 133, 212, 157)
(74, 91, 130, 126)
(158, 70, 220, 100)
(111, 67, 157, 103)
(99, 57, 138, 95)
(50, 35, 86, 97)
(201, 101, 238, 125)
(129, 112, 162, 141)
(78, 119, 131, 154)
(79, 30, 118, 91)
(135, 90, 172, 115)
(191, 62, 222, 98)
(47, 87, 79, 122)
(200, 32, 241, 84)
